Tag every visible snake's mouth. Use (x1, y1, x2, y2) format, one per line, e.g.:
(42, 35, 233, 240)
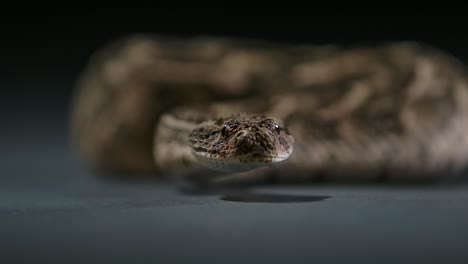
(193, 150, 288, 172)
(243, 152, 289, 164)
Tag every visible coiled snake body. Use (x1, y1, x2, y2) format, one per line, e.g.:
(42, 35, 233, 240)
(70, 35, 468, 185)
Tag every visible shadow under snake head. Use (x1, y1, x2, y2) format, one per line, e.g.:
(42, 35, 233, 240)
(188, 114, 295, 172)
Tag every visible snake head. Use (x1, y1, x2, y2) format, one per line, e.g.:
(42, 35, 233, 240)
(189, 114, 295, 172)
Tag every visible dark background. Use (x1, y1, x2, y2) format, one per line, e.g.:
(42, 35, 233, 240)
(4, 8, 468, 144)
(2, 7, 468, 264)
(3, 8, 468, 149)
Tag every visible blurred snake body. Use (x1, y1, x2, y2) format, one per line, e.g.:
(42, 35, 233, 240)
(70, 35, 468, 184)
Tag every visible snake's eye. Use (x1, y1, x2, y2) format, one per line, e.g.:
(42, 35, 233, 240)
(221, 124, 228, 136)
(274, 124, 281, 133)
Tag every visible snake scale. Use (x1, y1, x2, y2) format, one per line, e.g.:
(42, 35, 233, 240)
(69, 34, 468, 186)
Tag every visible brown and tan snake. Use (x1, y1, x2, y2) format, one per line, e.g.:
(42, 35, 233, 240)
(69, 34, 468, 186)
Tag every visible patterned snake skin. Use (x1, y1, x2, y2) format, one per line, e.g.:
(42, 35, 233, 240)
(69, 34, 468, 185)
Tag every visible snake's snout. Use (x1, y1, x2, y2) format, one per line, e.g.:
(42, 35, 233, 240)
(234, 130, 275, 158)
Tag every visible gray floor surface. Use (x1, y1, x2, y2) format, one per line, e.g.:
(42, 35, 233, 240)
(2, 127, 468, 264)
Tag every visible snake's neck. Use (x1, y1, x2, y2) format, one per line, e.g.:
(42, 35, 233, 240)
(153, 113, 203, 173)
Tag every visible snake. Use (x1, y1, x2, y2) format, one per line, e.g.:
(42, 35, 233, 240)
(69, 34, 468, 186)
